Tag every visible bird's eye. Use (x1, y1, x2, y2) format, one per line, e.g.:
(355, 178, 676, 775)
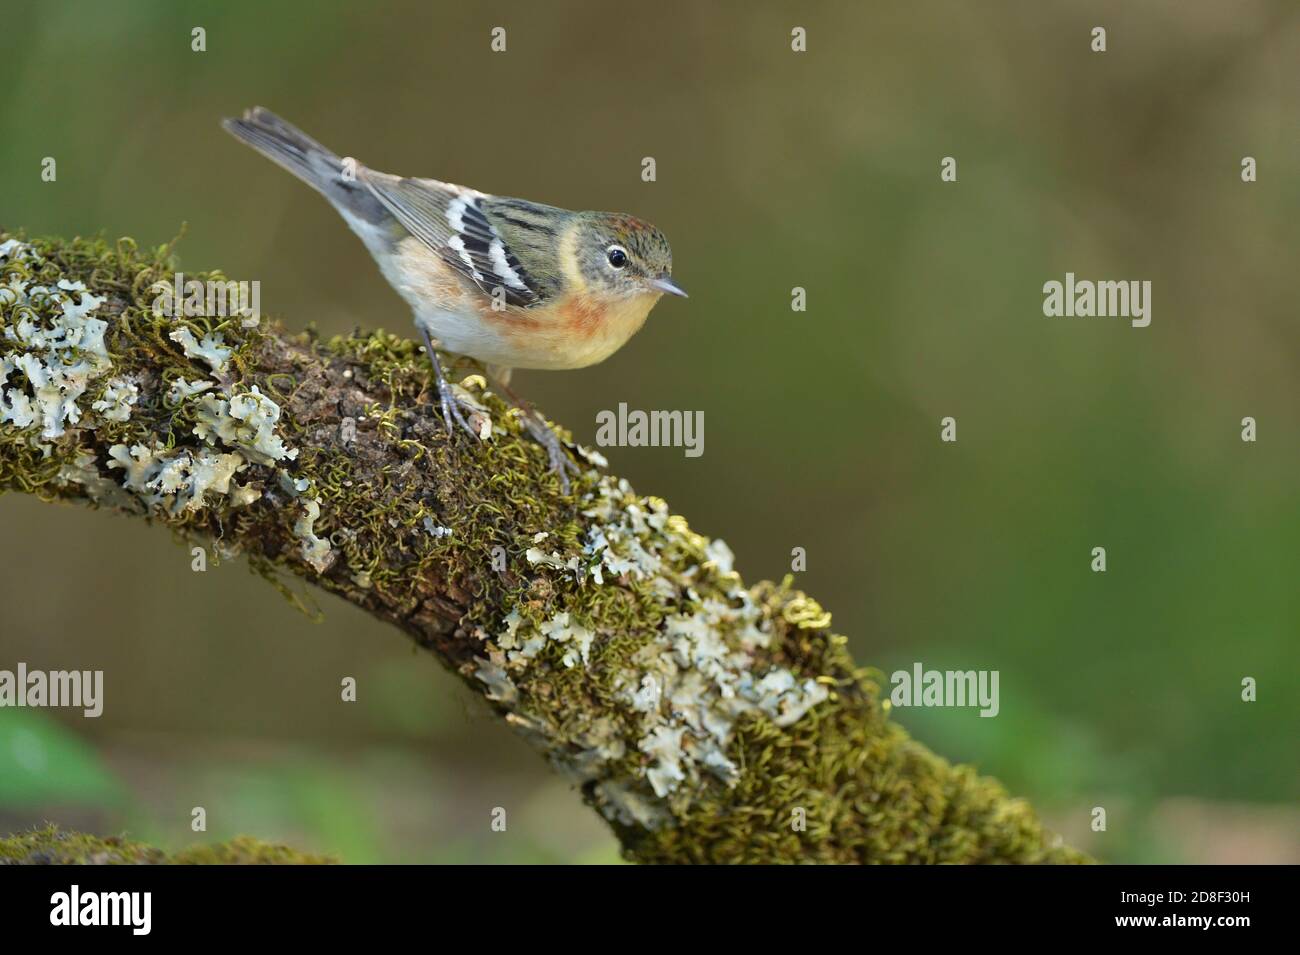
(606, 246, 628, 268)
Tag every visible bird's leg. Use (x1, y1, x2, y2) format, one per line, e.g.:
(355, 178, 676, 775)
(490, 373, 580, 495)
(419, 328, 480, 440)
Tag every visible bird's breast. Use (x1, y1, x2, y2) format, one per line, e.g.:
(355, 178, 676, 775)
(384, 235, 657, 370)
(463, 291, 657, 370)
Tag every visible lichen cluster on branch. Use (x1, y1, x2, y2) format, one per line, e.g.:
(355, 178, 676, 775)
(0, 230, 1087, 864)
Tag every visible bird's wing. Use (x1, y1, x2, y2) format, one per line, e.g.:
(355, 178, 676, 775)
(360, 172, 545, 307)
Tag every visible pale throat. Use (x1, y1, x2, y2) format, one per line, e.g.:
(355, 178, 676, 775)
(565, 291, 659, 369)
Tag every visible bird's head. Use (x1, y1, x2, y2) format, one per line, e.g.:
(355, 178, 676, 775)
(572, 212, 686, 300)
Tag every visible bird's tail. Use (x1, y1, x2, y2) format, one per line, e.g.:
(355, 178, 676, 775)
(222, 107, 388, 224)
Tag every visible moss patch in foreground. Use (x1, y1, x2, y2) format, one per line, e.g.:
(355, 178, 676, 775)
(0, 825, 334, 865)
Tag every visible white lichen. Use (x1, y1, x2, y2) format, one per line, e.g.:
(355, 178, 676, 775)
(473, 657, 518, 705)
(91, 376, 139, 422)
(422, 517, 453, 538)
(294, 498, 333, 573)
(592, 781, 671, 829)
(107, 442, 257, 515)
(538, 612, 596, 668)
(0, 242, 113, 440)
(640, 724, 688, 797)
(57, 450, 138, 509)
(193, 386, 297, 465)
(278, 472, 310, 496)
(168, 327, 232, 375)
(525, 480, 675, 587)
(525, 545, 581, 575)
(705, 538, 735, 575)
(166, 376, 214, 404)
(574, 444, 608, 469)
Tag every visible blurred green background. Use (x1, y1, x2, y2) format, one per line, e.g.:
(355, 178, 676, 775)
(1, 0, 1297, 863)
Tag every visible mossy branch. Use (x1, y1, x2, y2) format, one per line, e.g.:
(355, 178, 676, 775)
(0, 231, 1087, 864)
(0, 825, 333, 865)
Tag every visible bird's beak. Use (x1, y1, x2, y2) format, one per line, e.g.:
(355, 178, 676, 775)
(648, 274, 688, 298)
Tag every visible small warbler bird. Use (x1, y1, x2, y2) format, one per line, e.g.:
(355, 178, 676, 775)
(222, 107, 685, 491)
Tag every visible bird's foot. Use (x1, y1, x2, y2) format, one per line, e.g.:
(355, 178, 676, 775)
(435, 374, 489, 440)
(420, 332, 483, 440)
(522, 413, 580, 495)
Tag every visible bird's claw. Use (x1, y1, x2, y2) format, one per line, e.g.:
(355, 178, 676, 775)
(421, 331, 483, 441)
(435, 375, 481, 440)
(524, 414, 580, 494)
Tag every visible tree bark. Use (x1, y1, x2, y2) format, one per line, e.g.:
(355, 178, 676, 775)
(0, 231, 1087, 864)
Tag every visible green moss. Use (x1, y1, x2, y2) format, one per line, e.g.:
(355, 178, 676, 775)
(0, 230, 1089, 864)
(0, 825, 333, 865)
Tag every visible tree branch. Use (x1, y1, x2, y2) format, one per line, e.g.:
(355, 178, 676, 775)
(0, 231, 1087, 864)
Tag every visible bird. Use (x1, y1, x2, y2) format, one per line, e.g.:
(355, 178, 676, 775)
(221, 107, 686, 492)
